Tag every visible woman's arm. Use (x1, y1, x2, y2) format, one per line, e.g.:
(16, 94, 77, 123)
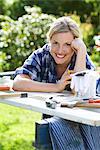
(13, 73, 71, 92)
(71, 38, 87, 72)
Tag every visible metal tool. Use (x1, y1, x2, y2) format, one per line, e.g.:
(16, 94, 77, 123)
(45, 97, 60, 109)
(61, 99, 100, 108)
(45, 96, 100, 109)
(71, 70, 89, 77)
(0, 92, 28, 98)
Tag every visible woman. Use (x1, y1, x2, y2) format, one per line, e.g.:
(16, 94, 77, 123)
(13, 17, 99, 150)
(13, 16, 94, 92)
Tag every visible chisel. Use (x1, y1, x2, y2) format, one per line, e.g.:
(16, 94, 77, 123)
(61, 100, 100, 108)
(0, 92, 28, 98)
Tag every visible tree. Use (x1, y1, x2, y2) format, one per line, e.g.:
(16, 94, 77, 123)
(0, 0, 6, 15)
(8, 0, 35, 20)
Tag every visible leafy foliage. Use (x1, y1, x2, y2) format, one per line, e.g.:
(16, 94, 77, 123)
(1, 0, 99, 32)
(0, 6, 56, 71)
(8, 0, 35, 20)
(0, 0, 6, 15)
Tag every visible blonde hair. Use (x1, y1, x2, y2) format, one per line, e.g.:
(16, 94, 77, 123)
(47, 16, 82, 41)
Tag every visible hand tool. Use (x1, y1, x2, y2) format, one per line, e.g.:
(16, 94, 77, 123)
(45, 96, 100, 109)
(0, 91, 28, 98)
(70, 70, 88, 77)
(61, 99, 100, 108)
(88, 99, 100, 103)
(0, 85, 10, 91)
(45, 97, 60, 109)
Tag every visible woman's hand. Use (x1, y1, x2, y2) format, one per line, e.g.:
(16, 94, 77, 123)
(71, 38, 86, 53)
(71, 38, 87, 72)
(56, 70, 74, 92)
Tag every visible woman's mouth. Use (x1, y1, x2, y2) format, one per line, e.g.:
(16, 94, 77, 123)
(56, 54, 65, 58)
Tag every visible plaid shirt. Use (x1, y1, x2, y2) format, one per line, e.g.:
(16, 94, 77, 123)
(15, 44, 95, 82)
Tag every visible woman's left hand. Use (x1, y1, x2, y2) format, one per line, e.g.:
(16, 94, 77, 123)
(71, 38, 86, 53)
(71, 38, 87, 72)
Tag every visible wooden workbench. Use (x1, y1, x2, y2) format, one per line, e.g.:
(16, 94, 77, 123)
(0, 91, 100, 126)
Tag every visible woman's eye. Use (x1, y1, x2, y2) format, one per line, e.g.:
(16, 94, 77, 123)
(53, 41, 58, 45)
(65, 43, 71, 46)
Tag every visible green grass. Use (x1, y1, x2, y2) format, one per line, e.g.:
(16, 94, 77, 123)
(0, 103, 41, 150)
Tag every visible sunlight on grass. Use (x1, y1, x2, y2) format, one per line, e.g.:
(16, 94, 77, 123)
(0, 103, 41, 150)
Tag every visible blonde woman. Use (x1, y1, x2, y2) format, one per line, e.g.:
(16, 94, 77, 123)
(13, 16, 94, 92)
(13, 17, 99, 150)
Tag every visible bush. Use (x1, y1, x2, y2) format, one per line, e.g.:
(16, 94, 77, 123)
(0, 6, 56, 71)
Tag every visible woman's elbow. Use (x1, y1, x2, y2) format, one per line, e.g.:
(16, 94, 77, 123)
(12, 76, 23, 91)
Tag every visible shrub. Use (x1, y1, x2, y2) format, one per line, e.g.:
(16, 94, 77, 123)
(0, 6, 56, 71)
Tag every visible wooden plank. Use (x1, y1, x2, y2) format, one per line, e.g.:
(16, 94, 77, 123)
(0, 71, 15, 77)
(27, 91, 76, 102)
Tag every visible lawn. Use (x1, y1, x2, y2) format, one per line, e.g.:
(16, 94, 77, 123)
(0, 103, 41, 150)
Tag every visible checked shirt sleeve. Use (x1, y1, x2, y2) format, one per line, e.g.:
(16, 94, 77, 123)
(15, 51, 42, 81)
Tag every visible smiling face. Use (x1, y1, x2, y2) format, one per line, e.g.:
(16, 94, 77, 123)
(50, 32, 74, 67)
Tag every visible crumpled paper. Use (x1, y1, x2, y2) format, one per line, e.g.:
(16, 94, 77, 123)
(70, 70, 99, 98)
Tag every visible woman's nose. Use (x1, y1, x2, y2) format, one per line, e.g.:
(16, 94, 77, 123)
(58, 46, 63, 53)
